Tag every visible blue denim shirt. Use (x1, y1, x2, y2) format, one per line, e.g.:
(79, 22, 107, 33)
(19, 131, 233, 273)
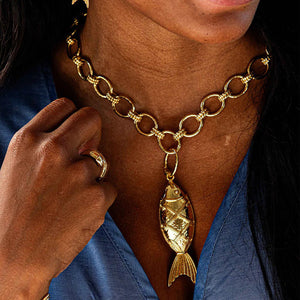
(0, 61, 271, 299)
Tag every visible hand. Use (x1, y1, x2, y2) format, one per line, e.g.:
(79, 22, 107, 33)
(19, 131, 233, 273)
(0, 98, 117, 299)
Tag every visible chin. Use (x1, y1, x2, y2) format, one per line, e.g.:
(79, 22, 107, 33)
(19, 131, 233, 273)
(126, 0, 260, 44)
(182, 0, 260, 44)
(177, 13, 257, 44)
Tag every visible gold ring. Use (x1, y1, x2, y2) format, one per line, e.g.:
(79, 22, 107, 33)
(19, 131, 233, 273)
(88, 150, 108, 179)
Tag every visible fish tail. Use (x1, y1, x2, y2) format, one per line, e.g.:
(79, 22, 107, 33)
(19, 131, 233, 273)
(168, 253, 197, 287)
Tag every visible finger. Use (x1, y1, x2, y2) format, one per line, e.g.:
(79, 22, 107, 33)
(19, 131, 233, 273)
(78, 182, 117, 216)
(97, 181, 118, 209)
(70, 154, 107, 184)
(26, 98, 78, 133)
(50, 106, 102, 157)
(78, 182, 117, 225)
(77, 134, 102, 156)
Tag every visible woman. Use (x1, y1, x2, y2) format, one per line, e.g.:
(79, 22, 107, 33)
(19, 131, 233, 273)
(0, 0, 298, 299)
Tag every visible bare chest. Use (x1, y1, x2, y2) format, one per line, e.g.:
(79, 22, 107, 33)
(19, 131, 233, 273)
(101, 123, 253, 299)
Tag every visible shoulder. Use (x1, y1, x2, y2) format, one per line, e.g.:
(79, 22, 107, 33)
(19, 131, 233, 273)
(0, 59, 57, 163)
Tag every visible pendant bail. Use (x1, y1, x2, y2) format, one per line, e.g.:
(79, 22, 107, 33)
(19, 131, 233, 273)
(164, 149, 178, 184)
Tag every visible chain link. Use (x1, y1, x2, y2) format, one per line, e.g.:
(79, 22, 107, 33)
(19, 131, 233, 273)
(164, 150, 178, 181)
(67, 17, 271, 155)
(158, 131, 182, 155)
(113, 95, 135, 118)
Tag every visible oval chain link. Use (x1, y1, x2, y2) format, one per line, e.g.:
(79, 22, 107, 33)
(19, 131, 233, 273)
(67, 17, 271, 155)
(135, 113, 158, 136)
(164, 150, 179, 182)
(158, 130, 182, 155)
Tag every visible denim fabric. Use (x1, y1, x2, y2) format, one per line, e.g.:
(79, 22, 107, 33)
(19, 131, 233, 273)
(0, 61, 270, 299)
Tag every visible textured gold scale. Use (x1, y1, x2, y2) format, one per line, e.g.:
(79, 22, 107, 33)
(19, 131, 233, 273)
(159, 182, 197, 287)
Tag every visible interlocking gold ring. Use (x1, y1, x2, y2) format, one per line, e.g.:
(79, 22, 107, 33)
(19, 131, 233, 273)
(88, 150, 108, 179)
(164, 149, 179, 180)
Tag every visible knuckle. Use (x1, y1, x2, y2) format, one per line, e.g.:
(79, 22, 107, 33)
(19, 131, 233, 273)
(38, 135, 66, 160)
(44, 98, 77, 122)
(9, 127, 37, 152)
(79, 107, 102, 128)
(51, 98, 77, 112)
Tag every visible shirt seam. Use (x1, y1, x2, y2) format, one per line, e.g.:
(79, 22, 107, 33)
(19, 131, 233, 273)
(201, 179, 247, 300)
(101, 222, 149, 300)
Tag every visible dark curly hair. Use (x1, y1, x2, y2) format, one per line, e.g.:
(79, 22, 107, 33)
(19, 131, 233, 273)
(0, 1, 299, 299)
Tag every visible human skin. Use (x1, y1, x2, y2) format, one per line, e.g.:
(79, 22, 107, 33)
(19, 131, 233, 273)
(1, 0, 265, 299)
(118, 0, 260, 44)
(73, 0, 262, 117)
(0, 99, 117, 299)
(52, 0, 265, 297)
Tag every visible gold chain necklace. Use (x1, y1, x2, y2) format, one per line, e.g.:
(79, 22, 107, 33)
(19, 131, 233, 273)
(66, 16, 271, 287)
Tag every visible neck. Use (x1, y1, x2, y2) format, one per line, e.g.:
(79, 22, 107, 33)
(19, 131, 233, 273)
(53, 0, 265, 127)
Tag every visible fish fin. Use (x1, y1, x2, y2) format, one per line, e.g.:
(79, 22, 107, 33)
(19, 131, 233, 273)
(168, 253, 197, 287)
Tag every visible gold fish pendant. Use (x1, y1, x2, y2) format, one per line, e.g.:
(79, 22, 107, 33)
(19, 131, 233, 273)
(159, 154, 197, 287)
